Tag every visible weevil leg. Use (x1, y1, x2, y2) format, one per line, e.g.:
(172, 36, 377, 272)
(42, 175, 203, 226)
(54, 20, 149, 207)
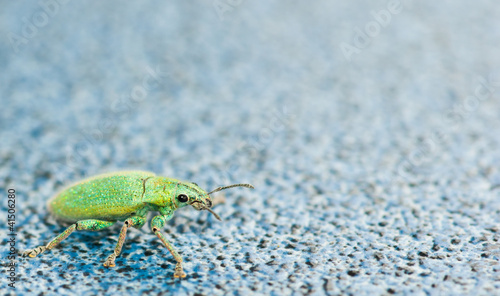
(151, 215, 186, 278)
(103, 216, 146, 268)
(22, 224, 77, 258)
(23, 219, 115, 258)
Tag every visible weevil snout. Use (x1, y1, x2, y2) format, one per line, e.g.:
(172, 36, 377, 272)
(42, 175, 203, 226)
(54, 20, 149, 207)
(189, 197, 221, 221)
(189, 198, 211, 210)
(199, 183, 254, 221)
(201, 197, 221, 220)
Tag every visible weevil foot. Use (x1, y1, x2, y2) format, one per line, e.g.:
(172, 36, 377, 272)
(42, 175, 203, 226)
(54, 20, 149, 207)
(22, 246, 46, 258)
(103, 253, 117, 267)
(173, 263, 186, 278)
(103, 260, 116, 268)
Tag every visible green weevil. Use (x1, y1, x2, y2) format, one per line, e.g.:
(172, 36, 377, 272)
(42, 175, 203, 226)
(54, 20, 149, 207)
(23, 171, 254, 278)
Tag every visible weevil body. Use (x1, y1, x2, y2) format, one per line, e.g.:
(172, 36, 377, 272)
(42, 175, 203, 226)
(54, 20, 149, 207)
(23, 171, 254, 278)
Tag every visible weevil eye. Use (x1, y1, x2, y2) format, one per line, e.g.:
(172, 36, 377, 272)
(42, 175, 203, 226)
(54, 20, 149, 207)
(177, 194, 189, 203)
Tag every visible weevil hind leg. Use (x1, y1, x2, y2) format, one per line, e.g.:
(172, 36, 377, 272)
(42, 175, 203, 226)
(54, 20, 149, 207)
(103, 216, 146, 268)
(23, 219, 115, 258)
(23, 224, 77, 258)
(151, 215, 186, 278)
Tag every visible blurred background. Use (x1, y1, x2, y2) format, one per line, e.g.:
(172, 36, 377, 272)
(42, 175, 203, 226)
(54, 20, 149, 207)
(1, 1, 499, 295)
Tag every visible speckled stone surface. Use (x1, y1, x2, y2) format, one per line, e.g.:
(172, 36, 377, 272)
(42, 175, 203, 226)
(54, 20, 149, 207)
(1, 1, 500, 295)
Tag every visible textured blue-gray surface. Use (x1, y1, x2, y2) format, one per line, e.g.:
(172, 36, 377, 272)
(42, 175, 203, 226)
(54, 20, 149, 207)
(1, 1, 500, 295)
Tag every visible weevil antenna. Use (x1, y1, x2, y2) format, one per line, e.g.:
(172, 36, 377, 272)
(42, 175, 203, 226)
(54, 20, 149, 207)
(204, 207, 222, 221)
(207, 183, 255, 195)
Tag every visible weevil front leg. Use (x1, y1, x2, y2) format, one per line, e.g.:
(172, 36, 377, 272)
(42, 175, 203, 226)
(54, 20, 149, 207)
(151, 215, 186, 278)
(23, 219, 115, 258)
(103, 216, 146, 268)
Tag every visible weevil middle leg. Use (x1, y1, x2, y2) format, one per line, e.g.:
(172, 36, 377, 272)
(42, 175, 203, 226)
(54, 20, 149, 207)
(151, 214, 186, 278)
(23, 219, 116, 258)
(103, 216, 146, 267)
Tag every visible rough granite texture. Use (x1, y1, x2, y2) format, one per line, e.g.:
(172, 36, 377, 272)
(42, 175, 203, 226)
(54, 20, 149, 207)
(1, 1, 500, 295)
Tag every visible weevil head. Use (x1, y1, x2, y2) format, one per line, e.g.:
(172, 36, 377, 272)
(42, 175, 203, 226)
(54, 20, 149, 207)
(170, 181, 255, 221)
(173, 182, 212, 210)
